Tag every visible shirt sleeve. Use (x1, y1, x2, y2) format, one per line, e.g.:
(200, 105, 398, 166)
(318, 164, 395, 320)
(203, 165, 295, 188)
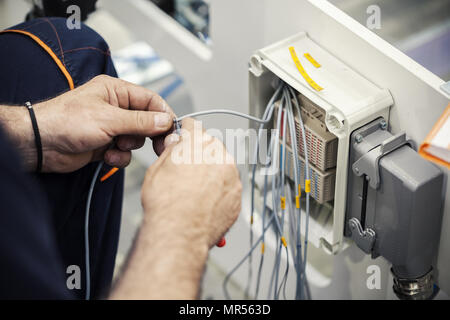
(0, 124, 73, 299)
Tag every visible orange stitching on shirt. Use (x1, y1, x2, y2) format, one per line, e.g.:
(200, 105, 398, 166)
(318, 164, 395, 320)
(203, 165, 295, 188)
(44, 18, 65, 66)
(0, 29, 74, 90)
(63, 46, 111, 56)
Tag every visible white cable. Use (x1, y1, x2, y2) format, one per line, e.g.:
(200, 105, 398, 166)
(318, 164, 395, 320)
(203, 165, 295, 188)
(176, 109, 274, 124)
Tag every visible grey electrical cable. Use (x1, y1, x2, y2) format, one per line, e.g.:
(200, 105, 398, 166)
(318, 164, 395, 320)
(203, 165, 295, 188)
(172, 84, 309, 300)
(268, 240, 281, 299)
(280, 88, 302, 300)
(218, 85, 283, 300)
(286, 180, 305, 299)
(246, 85, 283, 298)
(274, 90, 301, 300)
(254, 253, 265, 299)
(277, 245, 289, 300)
(267, 128, 284, 296)
(274, 92, 289, 300)
(250, 103, 284, 300)
(85, 160, 104, 300)
(286, 179, 298, 261)
(267, 91, 289, 300)
(267, 91, 291, 300)
(288, 86, 310, 300)
(270, 96, 285, 237)
(254, 135, 276, 299)
(81, 85, 304, 301)
(284, 87, 304, 299)
(282, 246, 290, 300)
(223, 214, 276, 300)
(284, 89, 300, 192)
(176, 109, 274, 124)
(288, 88, 305, 300)
(287, 90, 302, 299)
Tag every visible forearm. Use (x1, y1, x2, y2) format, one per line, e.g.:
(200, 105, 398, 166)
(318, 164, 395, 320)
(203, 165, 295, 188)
(0, 105, 37, 170)
(110, 207, 209, 300)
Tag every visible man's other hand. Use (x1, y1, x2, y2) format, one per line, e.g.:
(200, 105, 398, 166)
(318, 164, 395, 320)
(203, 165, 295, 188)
(32, 75, 174, 172)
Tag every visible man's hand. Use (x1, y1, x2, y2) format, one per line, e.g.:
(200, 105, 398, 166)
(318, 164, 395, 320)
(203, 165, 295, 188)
(142, 118, 242, 248)
(0, 75, 174, 172)
(111, 119, 242, 299)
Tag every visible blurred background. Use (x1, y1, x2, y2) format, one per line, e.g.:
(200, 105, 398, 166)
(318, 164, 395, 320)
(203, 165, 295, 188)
(0, 0, 448, 299)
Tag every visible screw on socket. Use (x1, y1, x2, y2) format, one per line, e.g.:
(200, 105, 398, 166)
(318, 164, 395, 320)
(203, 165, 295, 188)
(380, 119, 387, 130)
(355, 134, 363, 143)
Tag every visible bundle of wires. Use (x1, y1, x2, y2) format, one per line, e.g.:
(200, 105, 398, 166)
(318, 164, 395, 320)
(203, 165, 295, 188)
(84, 82, 311, 300)
(217, 83, 311, 300)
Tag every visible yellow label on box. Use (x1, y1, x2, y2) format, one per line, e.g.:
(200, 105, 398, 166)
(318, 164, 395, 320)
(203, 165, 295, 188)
(304, 53, 321, 68)
(289, 46, 323, 92)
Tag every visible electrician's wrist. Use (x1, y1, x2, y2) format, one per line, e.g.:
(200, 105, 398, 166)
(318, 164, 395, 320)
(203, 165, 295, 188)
(115, 210, 209, 299)
(22, 100, 84, 173)
(142, 205, 210, 253)
(25, 100, 58, 173)
(0, 104, 39, 171)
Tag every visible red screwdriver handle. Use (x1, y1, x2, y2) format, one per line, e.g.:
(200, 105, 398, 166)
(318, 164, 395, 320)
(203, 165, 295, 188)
(216, 237, 226, 248)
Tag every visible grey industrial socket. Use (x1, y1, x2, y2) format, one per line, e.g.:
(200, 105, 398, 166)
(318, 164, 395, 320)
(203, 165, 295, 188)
(345, 118, 444, 300)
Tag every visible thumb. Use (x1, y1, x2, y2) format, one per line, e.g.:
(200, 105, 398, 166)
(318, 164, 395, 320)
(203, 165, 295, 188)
(109, 109, 174, 137)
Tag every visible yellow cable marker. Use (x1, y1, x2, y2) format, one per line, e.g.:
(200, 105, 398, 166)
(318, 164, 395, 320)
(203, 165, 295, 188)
(289, 46, 323, 92)
(281, 236, 288, 248)
(305, 179, 311, 193)
(261, 242, 265, 254)
(250, 216, 254, 225)
(298, 184, 302, 197)
(296, 196, 300, 209)
(280, 196, 286, 209)
(304, 53, 321, 68)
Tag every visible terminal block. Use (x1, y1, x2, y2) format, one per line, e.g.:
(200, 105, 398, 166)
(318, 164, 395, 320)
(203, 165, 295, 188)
(274, 97, 338, 203)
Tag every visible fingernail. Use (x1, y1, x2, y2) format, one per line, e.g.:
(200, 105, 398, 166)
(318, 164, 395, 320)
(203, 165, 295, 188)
(109, 154, 119, 164)
(125, 141, 134, 150)
(155, 113, 171, 129)
(165, 134, 180, 147)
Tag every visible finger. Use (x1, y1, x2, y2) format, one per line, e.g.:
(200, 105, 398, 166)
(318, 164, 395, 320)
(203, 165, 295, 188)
(151, 122, 175, 156)
(180, 118, 200, 132)
(102, 76, 175, 115)
(116, 135, 146, 151)
(164, 133, 180, 149)
(91, 145, 110, 162)
(176, 118, 204, 141)
(109, 109, 174, 137)
(152, 135, 165, 156)
(104, 149, 132, 168)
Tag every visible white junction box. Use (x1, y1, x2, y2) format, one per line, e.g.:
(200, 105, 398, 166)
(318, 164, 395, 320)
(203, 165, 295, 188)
(249, 32, 394, 254)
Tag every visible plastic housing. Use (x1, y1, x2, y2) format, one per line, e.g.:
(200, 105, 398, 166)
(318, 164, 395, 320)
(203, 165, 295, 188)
(249, 32, 393, 253)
